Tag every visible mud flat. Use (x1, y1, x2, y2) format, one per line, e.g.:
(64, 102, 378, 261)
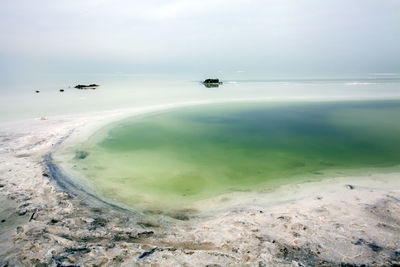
(0, 102, 400, 266)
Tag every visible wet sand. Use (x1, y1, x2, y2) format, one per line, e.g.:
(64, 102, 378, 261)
(0, 105, 400, 266)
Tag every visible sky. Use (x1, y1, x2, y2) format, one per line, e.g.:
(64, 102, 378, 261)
(1, 0, 400, 76)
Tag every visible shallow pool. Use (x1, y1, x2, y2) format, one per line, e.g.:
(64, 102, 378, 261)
(68, 101, 400, 211)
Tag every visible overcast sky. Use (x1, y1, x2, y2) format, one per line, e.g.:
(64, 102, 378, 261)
(1, 0, 400, 76)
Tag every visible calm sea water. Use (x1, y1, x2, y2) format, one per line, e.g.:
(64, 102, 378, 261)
(1, 73, 400, 122)
(4, 74, 400, 211)
(68, 101, 400, 211)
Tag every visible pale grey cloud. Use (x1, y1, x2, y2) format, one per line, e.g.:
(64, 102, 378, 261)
(0, 0, 399, 75)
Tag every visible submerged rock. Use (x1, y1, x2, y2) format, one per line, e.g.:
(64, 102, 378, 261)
(16, 226, 23, 234)
(75, 150, 89, 159)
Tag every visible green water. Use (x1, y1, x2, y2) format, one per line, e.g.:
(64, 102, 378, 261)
(71, 101, 400, 210)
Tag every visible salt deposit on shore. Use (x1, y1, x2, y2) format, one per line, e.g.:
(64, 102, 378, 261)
(1, 104, 400, 266)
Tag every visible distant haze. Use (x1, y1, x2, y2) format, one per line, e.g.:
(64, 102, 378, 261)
(1, 0, 400, 77)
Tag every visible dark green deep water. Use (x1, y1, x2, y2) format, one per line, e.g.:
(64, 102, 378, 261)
(71, 101, 400, 210)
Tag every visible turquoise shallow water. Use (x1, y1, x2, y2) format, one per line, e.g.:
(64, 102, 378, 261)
(69, 101, 400, 210)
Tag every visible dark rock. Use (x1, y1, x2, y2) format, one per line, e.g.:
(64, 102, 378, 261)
(65, 247, 91, 254)
(390, 251, 400, 262)
(75, 150, 89, 159)
(90, 217, 108, 229)
(137, 231, 154, 238)
(1, 219, 5, 223)
(203, 78, 220, 84)
(107, 243, 116, 249)
(354, 238, 365, 245)
(35, 90, 40, 93)
(354, 238, 383, 252)
(202, 78, 222, 88)
(138, 247, 159, 260)
(112, 233, 125, 242)
(112, 256, 124, 263)
(61, 234, 73, 241)
(275, 242, 332, 266)
(345, 184, 355, 190)
(50, 219, 59, 224)
(42, 173, 49, 177)
(368, 243, 383, 252)
(74, 84, 99, 89)
(29, 259, 48, 267)
(0, 184, 4, 188)
(113, 230, 154, 242)
(18, 210, 27, 216)
(59, 89, 64, 92)
(29, 212, 36, 222)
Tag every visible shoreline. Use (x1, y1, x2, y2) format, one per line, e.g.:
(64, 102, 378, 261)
(1, 100, 400, 266)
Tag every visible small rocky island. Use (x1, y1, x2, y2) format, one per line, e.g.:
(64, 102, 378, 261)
(74, 84, 99, 90)
(202, 78, 222, 88)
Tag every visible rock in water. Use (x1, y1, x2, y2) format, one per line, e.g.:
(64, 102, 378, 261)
(202, 78, 222, 88)
(75, 150, 89, 159)
(203, 78, 221, 84)
(75, 84, 99, 89)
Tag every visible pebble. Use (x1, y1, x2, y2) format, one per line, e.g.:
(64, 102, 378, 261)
(345, 184, 355, 190)
(16, 226, 23, 233)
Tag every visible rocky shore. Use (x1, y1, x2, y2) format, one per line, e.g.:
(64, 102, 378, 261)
(1, 111, 400, 266)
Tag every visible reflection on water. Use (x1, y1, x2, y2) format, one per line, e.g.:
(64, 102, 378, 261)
(1, 73, 400, 122)
(203, 83, 220, 88)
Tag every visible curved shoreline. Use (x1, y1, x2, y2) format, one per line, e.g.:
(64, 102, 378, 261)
(1, 100, 400, 266)
(45, 153, 135, 215)
(53, 99, 400, 216)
